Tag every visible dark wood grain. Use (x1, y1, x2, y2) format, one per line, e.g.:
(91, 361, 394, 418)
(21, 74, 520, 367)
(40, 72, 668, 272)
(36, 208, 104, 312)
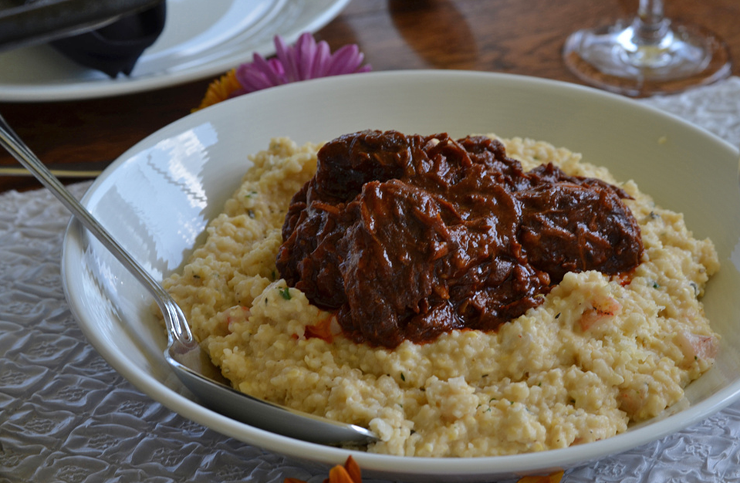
(1, 0, 738, 192)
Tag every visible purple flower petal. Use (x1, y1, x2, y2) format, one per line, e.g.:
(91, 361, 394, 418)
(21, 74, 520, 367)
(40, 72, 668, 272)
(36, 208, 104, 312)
(229, 32, 371, 97)
(327, 45, 365, 76)
(252, 53, 286, 87)
(295, 32, 318, 80)
(275, 35, 300, 83)
(236, 64, 274, 93)
(311, 41, 331, 78)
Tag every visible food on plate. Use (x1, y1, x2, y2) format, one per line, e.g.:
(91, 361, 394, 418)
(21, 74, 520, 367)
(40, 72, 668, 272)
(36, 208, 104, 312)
(160, 131, 719, 457)
(277, 131, 643, 348)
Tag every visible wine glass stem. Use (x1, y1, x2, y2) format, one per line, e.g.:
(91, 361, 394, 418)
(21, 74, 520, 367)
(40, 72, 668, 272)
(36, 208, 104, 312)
(633, 0, 668, 46)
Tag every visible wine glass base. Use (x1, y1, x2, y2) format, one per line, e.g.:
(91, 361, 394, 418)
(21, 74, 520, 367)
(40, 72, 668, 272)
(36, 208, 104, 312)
(563, 19, 731, 97)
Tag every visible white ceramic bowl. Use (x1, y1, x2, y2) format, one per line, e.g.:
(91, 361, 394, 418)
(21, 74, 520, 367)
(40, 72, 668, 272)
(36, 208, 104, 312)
(62, 71, 740, 481)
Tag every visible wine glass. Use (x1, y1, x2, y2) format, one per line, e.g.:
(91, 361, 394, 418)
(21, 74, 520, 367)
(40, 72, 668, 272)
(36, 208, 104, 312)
(563, 0, 731, 97)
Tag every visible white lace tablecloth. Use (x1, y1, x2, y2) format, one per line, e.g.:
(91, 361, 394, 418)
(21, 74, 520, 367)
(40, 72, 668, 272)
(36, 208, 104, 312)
(2, 78, 740, 483)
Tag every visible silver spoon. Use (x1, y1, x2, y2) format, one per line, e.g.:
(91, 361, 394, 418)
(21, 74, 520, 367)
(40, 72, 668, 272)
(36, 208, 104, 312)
(0, 114, 376, 446)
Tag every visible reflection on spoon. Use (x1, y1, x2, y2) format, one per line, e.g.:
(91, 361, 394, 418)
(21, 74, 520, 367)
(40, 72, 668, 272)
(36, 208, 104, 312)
(0, 113, 377, 446)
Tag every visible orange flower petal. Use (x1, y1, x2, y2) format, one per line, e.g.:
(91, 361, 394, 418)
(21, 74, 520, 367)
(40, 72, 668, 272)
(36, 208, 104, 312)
(517, 470, 565, 483)
(344, 456, 362, 483)
(327, 465, 355, 483)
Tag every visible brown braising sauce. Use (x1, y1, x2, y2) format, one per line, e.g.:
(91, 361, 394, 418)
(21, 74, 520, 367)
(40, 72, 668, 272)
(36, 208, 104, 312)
(276, 131, 643, 348)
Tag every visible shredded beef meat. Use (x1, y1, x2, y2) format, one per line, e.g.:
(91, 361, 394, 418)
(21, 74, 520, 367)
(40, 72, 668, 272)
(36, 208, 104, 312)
(276, 130, 643, 348)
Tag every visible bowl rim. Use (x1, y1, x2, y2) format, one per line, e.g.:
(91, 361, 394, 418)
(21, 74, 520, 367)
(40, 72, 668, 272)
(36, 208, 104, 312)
(62, 69, 740, 479)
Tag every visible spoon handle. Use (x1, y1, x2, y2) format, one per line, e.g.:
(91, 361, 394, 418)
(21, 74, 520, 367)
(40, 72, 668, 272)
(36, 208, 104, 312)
(0, 113, 194, 344)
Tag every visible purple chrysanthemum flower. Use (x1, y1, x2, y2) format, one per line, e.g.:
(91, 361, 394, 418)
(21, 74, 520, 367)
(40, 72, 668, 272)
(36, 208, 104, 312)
(231, 33, 371, 96)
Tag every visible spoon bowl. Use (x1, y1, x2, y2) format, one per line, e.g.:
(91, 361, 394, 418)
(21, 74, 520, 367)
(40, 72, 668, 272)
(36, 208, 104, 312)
(0, 113, 376, 446)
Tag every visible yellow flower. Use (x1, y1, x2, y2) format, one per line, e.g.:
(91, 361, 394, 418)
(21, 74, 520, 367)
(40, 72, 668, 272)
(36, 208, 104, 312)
(193, 69, 242, 112)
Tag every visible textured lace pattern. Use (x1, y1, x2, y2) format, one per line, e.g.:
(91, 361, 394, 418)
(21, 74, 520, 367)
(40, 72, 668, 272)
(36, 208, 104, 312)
(3, 78, 740, 482)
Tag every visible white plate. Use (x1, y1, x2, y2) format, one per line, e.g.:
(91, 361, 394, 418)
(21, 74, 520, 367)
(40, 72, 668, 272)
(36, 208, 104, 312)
(62, 71, 740, 481)
(0, 0, 349, 102)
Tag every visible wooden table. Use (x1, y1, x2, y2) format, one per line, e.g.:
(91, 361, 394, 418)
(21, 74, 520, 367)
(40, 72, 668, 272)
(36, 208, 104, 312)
(1, 0, 738, 193)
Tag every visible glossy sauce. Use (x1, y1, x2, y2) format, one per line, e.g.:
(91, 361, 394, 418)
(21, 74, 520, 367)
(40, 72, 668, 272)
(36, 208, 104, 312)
(277, 131, 643, 348)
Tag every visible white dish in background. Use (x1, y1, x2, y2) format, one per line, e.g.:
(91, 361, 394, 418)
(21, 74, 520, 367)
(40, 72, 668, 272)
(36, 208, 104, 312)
(62, 71, 740, 481)
(0, 0, 349, 102)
